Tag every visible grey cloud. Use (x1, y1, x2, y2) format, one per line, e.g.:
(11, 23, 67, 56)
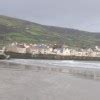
(0, 0, 100, 32)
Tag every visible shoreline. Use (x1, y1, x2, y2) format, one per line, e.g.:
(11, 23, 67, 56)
(0, 60, 100, 80)
(0, 64, 100, 100)
(0, 60, 100, 100)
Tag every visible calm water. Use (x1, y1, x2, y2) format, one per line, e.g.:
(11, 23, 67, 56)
(6, 59, 100, 69)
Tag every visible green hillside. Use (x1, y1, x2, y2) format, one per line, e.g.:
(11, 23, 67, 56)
(0, 15, 100, 48)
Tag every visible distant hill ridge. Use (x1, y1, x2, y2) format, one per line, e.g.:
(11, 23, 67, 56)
(0, 15, 100, 48)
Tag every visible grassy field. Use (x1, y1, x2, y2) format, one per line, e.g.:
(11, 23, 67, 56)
(0, 15, 100, 48)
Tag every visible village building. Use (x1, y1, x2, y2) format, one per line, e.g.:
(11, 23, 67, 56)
(95, 46, 100, 51)
(4, 42, 100, 57)
(26, 44, 53, 55)
(5, 42, 27, 54)
(26, 46, 40, 54)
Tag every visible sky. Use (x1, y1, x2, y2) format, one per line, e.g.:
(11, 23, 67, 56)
(0, 0, 100, 32)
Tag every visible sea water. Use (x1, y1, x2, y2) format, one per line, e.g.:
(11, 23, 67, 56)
(6, 59, 100, 69)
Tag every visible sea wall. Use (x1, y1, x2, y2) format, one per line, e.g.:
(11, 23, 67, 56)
(5, 52, 100, 61)
(0, 61, 100, 80)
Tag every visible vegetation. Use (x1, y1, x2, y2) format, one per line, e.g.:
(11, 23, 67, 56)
(0, 15, 100, 48)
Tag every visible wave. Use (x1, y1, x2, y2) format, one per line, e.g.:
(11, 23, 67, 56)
(5, 59, 100, 69)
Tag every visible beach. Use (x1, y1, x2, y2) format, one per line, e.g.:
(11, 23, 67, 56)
(0, 60, 100, 100)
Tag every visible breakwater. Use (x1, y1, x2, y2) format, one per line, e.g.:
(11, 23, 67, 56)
(5, 52, 100, 61)
(0, 60, 100, 80)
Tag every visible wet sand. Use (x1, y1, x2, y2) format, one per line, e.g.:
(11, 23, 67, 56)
(0, 61, 100, 100)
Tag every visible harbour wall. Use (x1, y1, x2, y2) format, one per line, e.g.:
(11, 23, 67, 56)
(5, 52, 100, 61)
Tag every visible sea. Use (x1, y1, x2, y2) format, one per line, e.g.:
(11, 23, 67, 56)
(5, 59, 100, 69)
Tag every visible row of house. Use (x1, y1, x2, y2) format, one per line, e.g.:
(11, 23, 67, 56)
(5, 42, 53, 54)
(4, 42, 100, 57)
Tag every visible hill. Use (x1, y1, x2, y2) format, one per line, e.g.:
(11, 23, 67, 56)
(0, 15, 100, 48)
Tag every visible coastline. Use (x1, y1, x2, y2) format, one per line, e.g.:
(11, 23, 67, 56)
(1, 60, 100, 80)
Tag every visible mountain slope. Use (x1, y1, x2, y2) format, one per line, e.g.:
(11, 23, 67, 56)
(0, 15, 100, 48)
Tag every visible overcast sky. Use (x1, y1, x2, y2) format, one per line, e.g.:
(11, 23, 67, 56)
(0, 0, 100, 32)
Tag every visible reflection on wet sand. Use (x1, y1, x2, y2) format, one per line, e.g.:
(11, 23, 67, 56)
(0, 60, 100, 100)
(0, 61, 100, 80)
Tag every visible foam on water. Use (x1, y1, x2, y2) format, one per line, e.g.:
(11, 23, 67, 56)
(6, 59, 100, 69)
